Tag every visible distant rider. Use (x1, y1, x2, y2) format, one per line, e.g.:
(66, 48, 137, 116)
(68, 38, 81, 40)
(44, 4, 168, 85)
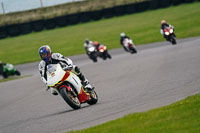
(0, 61, 8, 78)
(83, 39, 95, 55)
(93, 41, 101, 52)
(160, 20, 175, 41)
(38, 45, 93, 95)
(120, 33, 130, 52)
(0, 61, 3, 76)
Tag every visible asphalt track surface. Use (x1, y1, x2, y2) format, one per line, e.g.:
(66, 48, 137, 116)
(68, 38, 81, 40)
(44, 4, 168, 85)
(0, 37, 200, 133)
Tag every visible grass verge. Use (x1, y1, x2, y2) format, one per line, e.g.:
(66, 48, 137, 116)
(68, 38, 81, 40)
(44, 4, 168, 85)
(68, 93, 200, 133)
(0, 75, 32, 83)
(0, 2, 200, 64)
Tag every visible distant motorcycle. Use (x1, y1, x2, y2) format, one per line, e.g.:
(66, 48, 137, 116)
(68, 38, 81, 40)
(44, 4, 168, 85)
(97, 44, 112, 60)
(163, 26, 176, 45)
(123, 38, 137, 54)
(86, 45, 98, 62)
(46, 63, 98, 110)
(0, 63, 21, 78)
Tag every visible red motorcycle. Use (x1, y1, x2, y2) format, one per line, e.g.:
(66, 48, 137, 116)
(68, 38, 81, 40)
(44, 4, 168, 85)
(97, 44, 112, 60)
(163, 26, 177, 45)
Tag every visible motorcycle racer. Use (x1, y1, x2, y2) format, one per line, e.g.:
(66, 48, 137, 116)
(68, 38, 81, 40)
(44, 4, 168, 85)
(0, 61, 20, 78)
(160, 20, 176, 41)
(84, 39, 94, 54)
(38, 45, 93, 95)
(120, 33, 130, 52)
(93, 41, 100, 51)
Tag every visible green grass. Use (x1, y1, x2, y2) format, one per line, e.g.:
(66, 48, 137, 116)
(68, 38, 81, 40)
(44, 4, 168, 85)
(0, 2, 200, 64)
(0, 75, 32, 83)
(68, 93, 200, 133)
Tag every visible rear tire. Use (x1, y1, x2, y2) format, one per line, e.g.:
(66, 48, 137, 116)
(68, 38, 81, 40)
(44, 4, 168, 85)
(59, 87, 81, 110)
(15, 70, 21, 76)
(87, 90, 98, 105)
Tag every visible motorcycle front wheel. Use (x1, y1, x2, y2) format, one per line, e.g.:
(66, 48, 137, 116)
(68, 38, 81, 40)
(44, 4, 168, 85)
(107, 52, 112, 59)
(130, 47, 137, 54)
(87, 90, 98, 105)
(59, 87, 81, 110)
(15, 70, 21, 76)
(170, 35, 177, 45)
(2, 72, 8, 78)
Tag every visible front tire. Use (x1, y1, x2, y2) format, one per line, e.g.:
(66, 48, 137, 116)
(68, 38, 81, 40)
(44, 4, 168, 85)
(59, 87, 81, 110)
(90, 53, 97, 62)
(91, 56, 97, 62)
(107, 52, 112, 59)
(130, 47, 137, 54)
(92, 58, 97, 62)
(87, 90, 98, 105)
(102, 53, 107, 60)
(170, 35, 177, 45)
(15, 70, 21, 76)
(2, 72, 8, 78)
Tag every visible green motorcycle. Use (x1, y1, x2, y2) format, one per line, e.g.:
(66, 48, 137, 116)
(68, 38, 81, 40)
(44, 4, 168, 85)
(0, 63, 21, 78)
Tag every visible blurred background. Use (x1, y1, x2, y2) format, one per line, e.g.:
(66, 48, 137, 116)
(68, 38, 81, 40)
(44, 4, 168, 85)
(0, 0, 83, 14)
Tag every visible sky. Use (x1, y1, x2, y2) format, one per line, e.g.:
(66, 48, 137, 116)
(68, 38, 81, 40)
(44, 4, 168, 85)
(0, 0, 81, 14)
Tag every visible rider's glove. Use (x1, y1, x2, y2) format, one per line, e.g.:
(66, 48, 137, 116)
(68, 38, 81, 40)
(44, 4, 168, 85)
(59, 62, 73, 71)
(63, 66, 72, 71)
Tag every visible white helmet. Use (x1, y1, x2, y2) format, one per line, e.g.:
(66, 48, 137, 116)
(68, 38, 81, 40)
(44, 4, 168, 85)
(120, 33, 125, 37)
(161, 20, 166, 24)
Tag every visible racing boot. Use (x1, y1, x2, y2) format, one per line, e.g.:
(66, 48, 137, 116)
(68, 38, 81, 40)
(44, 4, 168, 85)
(73, 66, 94, 90)
(78, 73, 93, 91)
(82, 79, 93, 90)
(50, 88, 58, 95)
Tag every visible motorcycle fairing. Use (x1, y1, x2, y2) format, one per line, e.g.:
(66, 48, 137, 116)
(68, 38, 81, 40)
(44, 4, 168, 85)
(98, 45, 107, 53)
(78, 87, 90, 103)
(53, 72, 71, 88)
(164, 27, 173, 36)
(123, 39, 136, 49)
(47, 64, 70, 87)
(66, 72, 90, 102)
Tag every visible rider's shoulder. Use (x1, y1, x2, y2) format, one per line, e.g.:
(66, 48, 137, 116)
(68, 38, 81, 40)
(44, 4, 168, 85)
(39, 60, 45, 67)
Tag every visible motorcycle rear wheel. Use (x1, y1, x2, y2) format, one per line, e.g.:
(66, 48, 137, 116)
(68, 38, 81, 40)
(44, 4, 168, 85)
(87, 90, 98, 105)
(59, 87, 81, 110)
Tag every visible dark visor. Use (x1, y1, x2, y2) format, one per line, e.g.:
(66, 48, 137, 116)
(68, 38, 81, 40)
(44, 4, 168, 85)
(41, 53, 48, 59)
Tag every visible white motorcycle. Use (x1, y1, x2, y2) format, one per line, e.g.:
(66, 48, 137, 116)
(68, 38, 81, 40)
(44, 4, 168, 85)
(87, 45, 98, 62)
(163, 26, 177, 45)
(46, 63, 98, 110)
(123, 38, 137, 54)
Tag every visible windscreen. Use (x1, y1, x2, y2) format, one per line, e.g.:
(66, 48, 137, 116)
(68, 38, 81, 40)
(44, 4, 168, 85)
(47, 64, 57, 74)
